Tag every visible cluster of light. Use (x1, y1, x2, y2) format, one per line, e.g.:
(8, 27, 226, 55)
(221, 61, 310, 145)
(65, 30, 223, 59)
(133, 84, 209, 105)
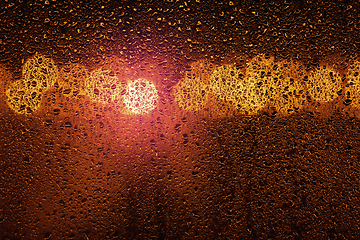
(5, 56, 160, 115)
(5, 54, 360, 117)
(174, 54, 352, 116)
(6, 55, 57, 114)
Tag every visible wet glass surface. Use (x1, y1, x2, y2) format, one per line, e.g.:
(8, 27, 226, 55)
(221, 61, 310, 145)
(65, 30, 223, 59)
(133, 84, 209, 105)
(1, 1, 360, 239)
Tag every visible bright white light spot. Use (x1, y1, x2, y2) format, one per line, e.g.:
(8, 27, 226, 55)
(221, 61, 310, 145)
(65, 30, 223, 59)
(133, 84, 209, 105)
(124, 79, 158, 114)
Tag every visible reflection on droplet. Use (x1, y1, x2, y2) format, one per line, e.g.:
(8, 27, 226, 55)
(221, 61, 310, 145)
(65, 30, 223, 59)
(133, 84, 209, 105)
(53, 108, 60, 115)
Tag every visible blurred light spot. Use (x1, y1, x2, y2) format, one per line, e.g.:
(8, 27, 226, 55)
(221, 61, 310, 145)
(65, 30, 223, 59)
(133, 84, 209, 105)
(124, 79, 158, 114)
(345, 60, 360, 108)
(85, 69, 122, 104)
(174, 60, 210, 111)
(307, 65, 341, 102)
(6, 55, 57, 114)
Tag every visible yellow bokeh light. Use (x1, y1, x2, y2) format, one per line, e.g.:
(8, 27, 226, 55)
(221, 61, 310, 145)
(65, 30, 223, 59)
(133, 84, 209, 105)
(306, 65, 342, 102)
(174, 60, 211, 111)
(6, 55, 58, 114)
(346, 60, 360, 108)
(85, 68, 123, 104)
(208, 55, 278, 115)
(23, 54, 58, 92)
(209, 65, 242, 103)
(6, 79, 43, 114)
(236, 54, 275, 114)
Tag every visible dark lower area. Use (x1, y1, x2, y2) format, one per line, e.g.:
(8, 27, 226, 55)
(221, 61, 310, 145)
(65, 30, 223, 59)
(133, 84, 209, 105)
(1, 108, 360, 239)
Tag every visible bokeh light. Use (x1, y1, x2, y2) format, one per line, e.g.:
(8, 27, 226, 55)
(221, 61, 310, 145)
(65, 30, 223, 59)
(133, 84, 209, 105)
(123, 79, 158, 114)
(236, 54, 275, 114)
(85, 68, 123, 104)
(174, 60, 211, 111)
(6, 55, 57, 114)
(346, 60, 360, 108)
(307, 65, 342, 102)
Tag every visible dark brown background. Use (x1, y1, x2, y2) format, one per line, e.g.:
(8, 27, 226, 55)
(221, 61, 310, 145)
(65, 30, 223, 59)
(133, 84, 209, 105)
(1, 0, 360, 239)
